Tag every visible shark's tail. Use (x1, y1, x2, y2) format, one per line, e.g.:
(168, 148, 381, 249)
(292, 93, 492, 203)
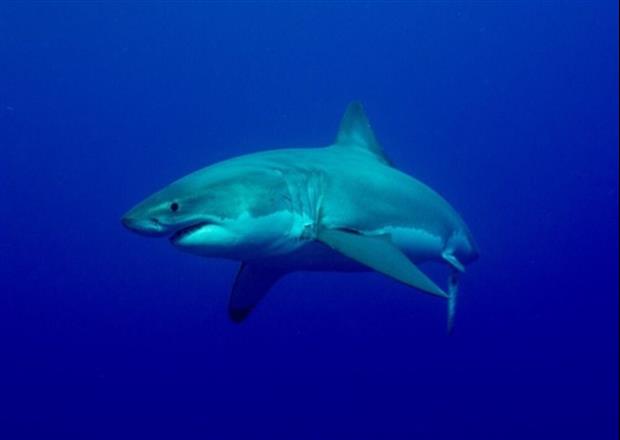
(447, 270, 459, 334)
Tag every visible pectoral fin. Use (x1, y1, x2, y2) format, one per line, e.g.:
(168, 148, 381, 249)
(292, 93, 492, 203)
(229, 263, 285, 323)
(317, 229, 447, 298)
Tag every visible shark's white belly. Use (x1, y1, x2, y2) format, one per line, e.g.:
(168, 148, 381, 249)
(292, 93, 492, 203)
(248, 209, 447, 271)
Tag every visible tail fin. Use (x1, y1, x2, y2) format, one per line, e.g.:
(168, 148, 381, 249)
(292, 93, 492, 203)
(447, 271, 459, 334)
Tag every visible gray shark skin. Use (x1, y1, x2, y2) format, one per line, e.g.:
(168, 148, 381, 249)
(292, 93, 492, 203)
(122, 102, 478, 330)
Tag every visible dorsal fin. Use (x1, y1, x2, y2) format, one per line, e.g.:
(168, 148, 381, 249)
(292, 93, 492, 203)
(335, 101, 392, 165)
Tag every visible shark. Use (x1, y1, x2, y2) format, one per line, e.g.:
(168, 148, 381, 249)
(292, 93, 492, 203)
(122, 102, 478, 331)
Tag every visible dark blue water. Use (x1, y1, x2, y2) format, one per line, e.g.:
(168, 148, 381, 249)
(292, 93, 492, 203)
(1, 3, 617, 439)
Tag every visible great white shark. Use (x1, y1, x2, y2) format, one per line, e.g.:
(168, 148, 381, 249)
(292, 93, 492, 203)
(122, 102, 478, 331)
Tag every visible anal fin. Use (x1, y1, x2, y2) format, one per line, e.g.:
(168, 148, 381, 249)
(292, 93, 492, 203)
(317, 228, 447, 298)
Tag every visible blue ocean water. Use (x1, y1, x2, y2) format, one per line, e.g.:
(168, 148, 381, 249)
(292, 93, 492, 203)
(0, 3, 617, 439)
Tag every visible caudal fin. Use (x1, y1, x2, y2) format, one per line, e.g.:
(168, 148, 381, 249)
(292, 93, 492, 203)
(447, 271, 459, 334)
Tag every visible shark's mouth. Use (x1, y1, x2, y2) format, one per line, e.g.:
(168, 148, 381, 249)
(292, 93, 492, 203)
(170, 222, 210, 243)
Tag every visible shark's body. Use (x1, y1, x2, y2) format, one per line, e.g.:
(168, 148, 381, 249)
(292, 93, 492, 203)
(123, 103, 478, 330)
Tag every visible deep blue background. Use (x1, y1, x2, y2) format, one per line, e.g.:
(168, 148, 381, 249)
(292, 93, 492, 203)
(0, 3, 617, 439)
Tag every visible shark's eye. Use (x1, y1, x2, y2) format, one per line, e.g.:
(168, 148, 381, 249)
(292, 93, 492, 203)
(170, 202, 179, 212)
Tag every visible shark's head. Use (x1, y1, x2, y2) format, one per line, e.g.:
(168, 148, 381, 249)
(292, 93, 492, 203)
(122, 162, 293, 259)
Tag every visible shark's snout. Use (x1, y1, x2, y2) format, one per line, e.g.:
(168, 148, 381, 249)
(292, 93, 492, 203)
(121, 215, 166, 237)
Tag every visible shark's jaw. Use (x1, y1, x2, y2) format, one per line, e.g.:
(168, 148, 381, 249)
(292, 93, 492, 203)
(168, 210, 303, 259)
(167, 220, 241, 257)
(169, 222, 212, 245)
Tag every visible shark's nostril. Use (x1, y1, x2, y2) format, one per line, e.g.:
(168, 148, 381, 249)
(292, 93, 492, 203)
(122, 216, 166, 237)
